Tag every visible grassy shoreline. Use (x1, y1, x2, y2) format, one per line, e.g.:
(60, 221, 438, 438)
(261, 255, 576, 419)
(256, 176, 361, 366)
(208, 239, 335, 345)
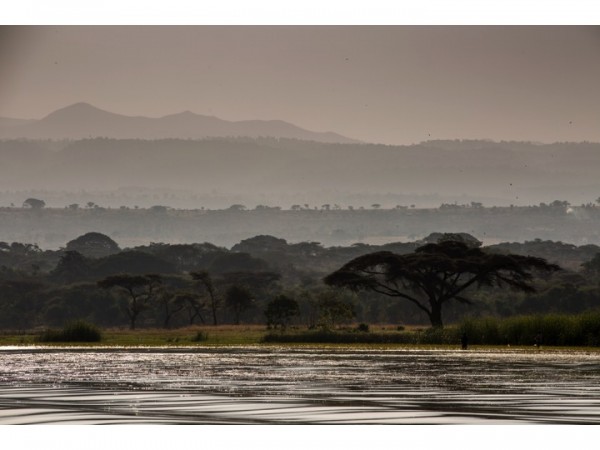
(1, 323, 600, 352)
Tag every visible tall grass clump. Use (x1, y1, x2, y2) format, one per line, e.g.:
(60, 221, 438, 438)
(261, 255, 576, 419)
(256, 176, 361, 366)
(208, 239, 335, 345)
(36, 320, 102, 343)
(458, 311, 600, 346)
(190, 330, 209, 342)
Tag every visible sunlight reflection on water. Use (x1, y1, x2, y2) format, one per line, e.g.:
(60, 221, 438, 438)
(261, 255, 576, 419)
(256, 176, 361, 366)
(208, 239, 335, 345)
(1, 346, 599, 424)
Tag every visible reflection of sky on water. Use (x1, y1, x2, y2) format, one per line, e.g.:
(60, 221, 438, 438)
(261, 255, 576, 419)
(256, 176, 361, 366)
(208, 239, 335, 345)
(1, 347, 599, 424)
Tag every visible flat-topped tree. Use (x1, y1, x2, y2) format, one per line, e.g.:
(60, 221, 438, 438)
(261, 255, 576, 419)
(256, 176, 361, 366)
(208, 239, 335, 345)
(22, 198, 45, 210)
(98, 274, 162, 329)
(324, 240, 560, 328)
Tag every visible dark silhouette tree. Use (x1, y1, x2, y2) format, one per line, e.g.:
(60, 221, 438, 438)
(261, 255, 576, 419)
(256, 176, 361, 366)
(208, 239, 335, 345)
(264, 294, 300, 330)
(177, 291, 205, 325)
(207, 252, 270, 274)
(65, 232, 120, 258)
(155, 275, 196, 328)
(225, 285, 253, 325)
(0, 279, 46, 329)
(190, 271, 219, 325)
(324, 240, 560, 328)
(156, 289, 187, 328)
(582, 253, 600, 280)
(92, 251, 176, 278)
(22, 198, 45, 210)
(315, 289, 355, 329)
(220, 271, 280, 290)
(50, 250, 92, 283)
(98, 274, 162, 329)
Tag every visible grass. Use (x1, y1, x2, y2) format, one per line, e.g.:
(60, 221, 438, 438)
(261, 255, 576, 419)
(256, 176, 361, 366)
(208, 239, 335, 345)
(0, 324, 427, 347)
(1, 314, 599, 349)
(35, 320, 102, 343)
(1, 325, 268, 347)
(458, 311, 600, 346)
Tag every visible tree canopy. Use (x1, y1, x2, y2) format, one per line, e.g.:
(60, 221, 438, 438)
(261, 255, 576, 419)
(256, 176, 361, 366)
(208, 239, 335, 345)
(324, 240, 561, 327)
(22, 198, 45, 210)
(97, 273, 162, 329)
(65, 232, 120, 258)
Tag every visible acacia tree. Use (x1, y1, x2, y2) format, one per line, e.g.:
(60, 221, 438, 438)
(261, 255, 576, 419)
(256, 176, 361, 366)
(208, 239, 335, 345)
(98, 274, 162, 329)
(22, 198, 45, 210)
(178, 291, 206, 325)
(156, 288, 187, 329)
(324, 240, 560, 328)
(190, 271, 219, 325)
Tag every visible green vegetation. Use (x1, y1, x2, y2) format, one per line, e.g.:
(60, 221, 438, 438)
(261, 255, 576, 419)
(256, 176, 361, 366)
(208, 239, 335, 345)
(190, 330, 209, 342)
(99, 326, 265, 346)
(458, 311, 600, 346)
(2, 228, 600, 333)
(263, 312, 600, 347)
(264, 295, 300, 330)
(1, 313, 600, 348)
(35, 320, 102, 343)
(324, 238, 560, 328)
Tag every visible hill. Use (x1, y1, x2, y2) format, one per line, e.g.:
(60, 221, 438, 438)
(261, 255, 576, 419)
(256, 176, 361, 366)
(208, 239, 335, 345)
(0, 103, 357, 143)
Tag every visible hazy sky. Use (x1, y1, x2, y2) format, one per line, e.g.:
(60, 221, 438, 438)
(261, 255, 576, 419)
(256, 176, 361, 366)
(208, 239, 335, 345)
(1, 26, 599, 145)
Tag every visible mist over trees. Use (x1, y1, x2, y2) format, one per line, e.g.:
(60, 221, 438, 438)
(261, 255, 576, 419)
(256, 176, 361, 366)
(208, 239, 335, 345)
(1, 138, 600, 208)
(1, 135, 600, 331)
(1, 200, 600, 251)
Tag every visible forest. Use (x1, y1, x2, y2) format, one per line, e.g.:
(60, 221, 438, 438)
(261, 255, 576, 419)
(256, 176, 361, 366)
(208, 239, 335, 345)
(2, 136, 600, 331)
(1, 200, 600, 250)
(1, 230, 599, 331)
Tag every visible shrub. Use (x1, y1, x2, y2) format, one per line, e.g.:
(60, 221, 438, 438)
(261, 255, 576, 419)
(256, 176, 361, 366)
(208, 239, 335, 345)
(356, 323, 370, 332)
(190, 331, 208, 342)
(36, 320, 102, 343)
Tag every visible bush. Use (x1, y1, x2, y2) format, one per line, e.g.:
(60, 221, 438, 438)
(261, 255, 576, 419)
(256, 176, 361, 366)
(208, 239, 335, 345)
(356, 323, 370, 332)
(190, 330, 208, 342)
(36, 320, 102, 343)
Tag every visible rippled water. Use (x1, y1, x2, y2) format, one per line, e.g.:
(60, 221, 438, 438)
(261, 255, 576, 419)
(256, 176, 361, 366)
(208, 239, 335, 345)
(1, 346, 599, 424)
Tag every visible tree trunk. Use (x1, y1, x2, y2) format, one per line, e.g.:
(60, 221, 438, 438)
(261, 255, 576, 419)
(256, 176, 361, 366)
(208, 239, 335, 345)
(429, 304, 444, 328)
(211, 305, 218, 326)
(209, 294, 218, 325)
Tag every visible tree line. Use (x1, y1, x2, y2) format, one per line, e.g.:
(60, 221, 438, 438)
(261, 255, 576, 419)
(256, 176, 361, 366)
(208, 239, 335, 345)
(1, 231, 600, 330)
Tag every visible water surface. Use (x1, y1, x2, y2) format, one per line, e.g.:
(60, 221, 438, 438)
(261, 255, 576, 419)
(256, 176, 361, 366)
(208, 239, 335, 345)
(1, 346, 599, 424)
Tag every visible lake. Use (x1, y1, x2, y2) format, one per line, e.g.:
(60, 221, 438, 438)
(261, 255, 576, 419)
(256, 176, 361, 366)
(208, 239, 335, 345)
(1, 346, 599, 424)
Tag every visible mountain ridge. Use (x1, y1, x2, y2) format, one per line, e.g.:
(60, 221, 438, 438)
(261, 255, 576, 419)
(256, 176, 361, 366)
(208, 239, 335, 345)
(0, 103, 359, 143)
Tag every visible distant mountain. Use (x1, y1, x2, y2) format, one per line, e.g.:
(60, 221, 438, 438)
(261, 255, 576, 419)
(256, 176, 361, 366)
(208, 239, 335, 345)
(0, 103, 358, 143)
